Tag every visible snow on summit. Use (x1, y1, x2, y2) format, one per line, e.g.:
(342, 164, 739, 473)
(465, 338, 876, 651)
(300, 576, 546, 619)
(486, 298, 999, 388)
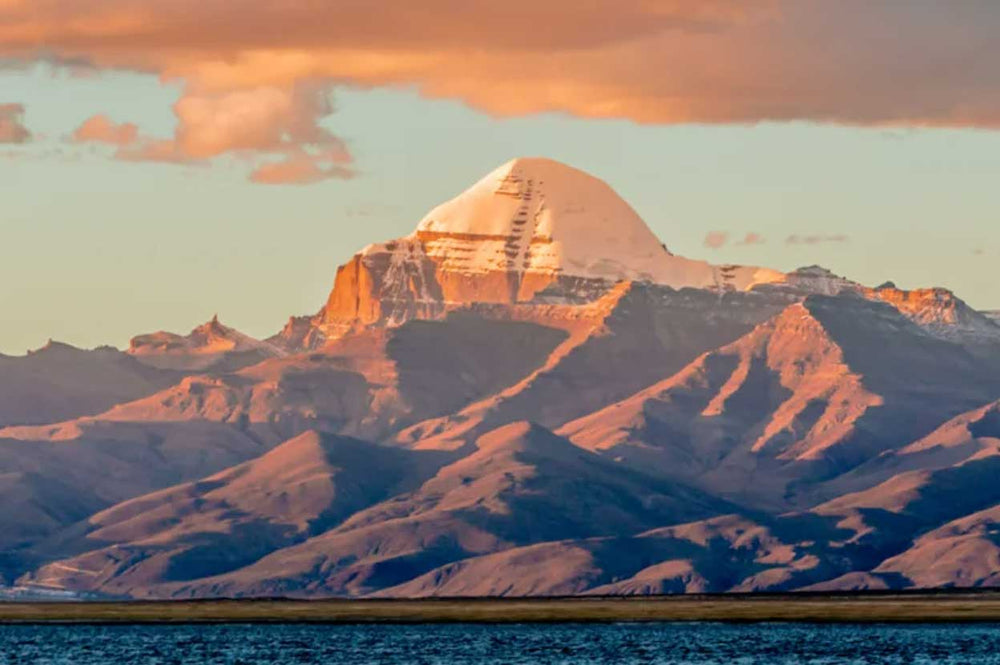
(386, 157, 783, 291)
(415, 157, 667, 280)
(318, 157, 790, 340)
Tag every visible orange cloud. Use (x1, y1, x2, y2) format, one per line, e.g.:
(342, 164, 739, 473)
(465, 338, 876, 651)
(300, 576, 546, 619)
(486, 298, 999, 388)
(703, 231, 729, 249)
(5, 2, 1000, 184)
(72, 114, 138, 146)
(0, 103, 30, 143)
(173, 86, 340, 158)
(4, 1, 999, 128)
(70, 114, 198, 164)
(114, 138, 200, 165)
(736, 232, 766, 246)
(0, 1, 743, 55)
(68, 86, 353, 179)
(250, 151, 355, 186)
(705, 231, 766, 249)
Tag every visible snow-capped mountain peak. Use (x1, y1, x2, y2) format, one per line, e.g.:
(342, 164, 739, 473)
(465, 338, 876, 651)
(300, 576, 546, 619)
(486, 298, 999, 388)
(314, 157, 788, 339)
(412, 157, 675, 282)
(362, 157, 783, 291)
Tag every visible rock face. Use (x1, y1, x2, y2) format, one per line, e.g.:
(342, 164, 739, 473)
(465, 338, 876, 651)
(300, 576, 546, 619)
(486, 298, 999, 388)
(5, 156, 1000, 597)
(862, 284, 1000, 345)
(268, 312, 327, 351)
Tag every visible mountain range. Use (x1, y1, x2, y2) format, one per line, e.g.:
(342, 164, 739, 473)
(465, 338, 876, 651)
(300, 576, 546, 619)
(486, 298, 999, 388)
(4, 157, 1000, 598)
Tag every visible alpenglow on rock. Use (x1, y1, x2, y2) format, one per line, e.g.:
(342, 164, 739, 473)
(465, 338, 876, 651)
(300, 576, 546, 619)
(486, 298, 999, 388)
(317, 158, 784, 339)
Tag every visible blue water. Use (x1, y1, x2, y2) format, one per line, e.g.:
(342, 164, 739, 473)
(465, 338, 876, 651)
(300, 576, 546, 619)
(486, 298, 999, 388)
(1, 623, 999, 664)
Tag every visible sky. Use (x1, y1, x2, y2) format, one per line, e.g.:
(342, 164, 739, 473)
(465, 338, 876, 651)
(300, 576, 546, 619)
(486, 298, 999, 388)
(1, 0, 999, 354)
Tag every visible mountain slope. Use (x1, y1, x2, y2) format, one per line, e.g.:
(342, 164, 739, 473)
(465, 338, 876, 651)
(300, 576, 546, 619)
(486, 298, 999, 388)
(384, 400, 1000, 597)
(561, 294, 1000, 510)
(872, 505, 1000, 588)
(394, 283, 790, 450)
(374, 513, 825, 597)
(21, 431, 452, 596)
(0, 418, 271, 582)
(64, 422, 732, 598)
(0, 342, 183, 428)
(60, 312, 571, 444)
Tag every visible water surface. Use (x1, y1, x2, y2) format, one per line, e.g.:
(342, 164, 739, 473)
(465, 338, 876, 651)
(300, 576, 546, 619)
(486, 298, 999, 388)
(2, 622, 999, 664)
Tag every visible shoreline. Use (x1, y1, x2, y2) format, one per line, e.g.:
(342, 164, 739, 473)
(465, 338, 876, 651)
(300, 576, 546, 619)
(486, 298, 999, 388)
(4, 593, 1000, 624)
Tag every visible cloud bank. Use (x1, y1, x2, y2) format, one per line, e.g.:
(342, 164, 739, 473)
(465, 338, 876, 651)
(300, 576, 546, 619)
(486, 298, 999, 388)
(4, 1, 1000, 181)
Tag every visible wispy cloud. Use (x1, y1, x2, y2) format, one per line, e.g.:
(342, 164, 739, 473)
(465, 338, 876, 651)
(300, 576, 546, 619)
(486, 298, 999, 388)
(704, 231, 765, 249)
(250, 151, 355, 185)
(735, 232, 766, 246)
(0, 103, 31, 144)
(786, 234, 849, 245)
(703, 231, 729, 249)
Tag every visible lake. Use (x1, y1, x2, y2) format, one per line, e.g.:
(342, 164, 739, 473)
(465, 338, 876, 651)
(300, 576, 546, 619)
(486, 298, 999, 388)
(2, 622, 999, 664)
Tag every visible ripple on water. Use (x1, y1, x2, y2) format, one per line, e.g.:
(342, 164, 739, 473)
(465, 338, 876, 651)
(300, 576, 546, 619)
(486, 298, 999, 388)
(2, 622, 1000, 664)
